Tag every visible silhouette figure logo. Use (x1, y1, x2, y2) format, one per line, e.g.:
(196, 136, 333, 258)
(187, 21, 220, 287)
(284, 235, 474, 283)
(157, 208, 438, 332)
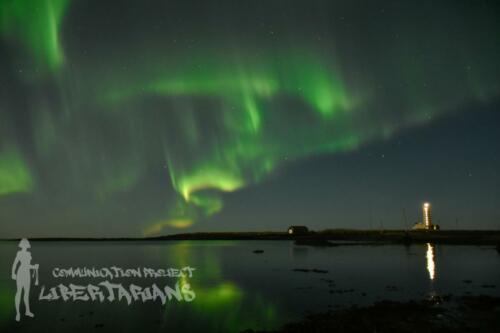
(11, 238, 39, 322)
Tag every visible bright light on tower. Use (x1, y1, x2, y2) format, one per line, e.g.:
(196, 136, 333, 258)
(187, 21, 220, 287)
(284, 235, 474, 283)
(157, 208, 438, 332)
(423, 202, 432, 228)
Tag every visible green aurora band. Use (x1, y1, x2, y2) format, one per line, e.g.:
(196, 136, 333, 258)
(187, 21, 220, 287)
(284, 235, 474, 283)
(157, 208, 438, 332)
(0, 0, 499, 235)
(0, 147, 33, 195)
(0, 0, 70, 71)
(94, 49, 363, 227)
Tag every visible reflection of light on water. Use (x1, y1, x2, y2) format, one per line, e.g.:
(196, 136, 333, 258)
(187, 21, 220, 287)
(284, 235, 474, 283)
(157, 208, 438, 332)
(426, 243, 436, 281)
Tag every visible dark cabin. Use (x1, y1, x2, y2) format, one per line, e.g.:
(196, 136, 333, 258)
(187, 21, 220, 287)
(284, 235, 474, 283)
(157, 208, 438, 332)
(287, 226, 309, 235)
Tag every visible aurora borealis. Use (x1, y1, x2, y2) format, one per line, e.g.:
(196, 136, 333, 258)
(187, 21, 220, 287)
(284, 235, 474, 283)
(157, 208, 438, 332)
(0, 0, 70, 71)
(1, 0, 499, 236)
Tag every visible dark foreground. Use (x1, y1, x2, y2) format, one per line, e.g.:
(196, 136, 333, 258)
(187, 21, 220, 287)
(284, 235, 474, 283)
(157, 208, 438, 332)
(244, 295, 500, 333)
(1, 240, 498, 332)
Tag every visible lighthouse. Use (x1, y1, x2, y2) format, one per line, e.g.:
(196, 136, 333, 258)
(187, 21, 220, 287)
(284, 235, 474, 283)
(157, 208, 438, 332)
(412, 202, 440, 230)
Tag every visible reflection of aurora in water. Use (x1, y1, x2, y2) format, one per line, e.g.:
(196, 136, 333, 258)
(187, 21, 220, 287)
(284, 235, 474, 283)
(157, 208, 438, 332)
(0, 287, 14, 330)
(0, 241, 500, 332)
(159, 242, 282, 332)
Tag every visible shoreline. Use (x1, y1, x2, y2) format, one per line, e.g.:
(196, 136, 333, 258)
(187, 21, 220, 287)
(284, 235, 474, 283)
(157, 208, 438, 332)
(2, 230, 500, 245)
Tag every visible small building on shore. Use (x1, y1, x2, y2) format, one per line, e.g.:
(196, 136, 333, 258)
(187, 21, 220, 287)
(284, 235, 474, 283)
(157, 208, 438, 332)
(412, 202, 440, 230)
(287, 226, 309, 235)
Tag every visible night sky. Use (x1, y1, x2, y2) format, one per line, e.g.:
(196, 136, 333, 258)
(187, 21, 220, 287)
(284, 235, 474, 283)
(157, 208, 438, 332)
(1, 0, 499, 237)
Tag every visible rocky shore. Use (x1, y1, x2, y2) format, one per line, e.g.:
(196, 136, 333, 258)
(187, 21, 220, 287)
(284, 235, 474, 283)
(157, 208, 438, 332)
(243, 295, 500, 333)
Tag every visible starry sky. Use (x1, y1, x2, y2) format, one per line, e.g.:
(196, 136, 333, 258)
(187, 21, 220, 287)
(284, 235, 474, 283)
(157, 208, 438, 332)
(0, 0, 499, 237)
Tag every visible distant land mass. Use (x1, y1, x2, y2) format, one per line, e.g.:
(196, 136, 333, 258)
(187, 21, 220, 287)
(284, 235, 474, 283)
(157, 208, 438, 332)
(3, 230, 500, 246)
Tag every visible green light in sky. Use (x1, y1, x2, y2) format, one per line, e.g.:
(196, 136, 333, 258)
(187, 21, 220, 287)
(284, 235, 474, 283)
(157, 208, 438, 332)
(0, 147, 33, 195)
(97, 50, 354, 223)
(189, 193, 223, 216)
(104, 52, 350, 118)
(0, 0, 498, 237)
(169, 163, 245, 201)
(0, 0, 71, 71)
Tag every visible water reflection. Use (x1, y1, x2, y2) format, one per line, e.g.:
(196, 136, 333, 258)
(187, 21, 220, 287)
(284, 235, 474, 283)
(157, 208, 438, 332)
(161, 242, 282, 332)
(0, 287, 14, 330)
(1, 241, 498, 333)
(426, 243, 436, 281)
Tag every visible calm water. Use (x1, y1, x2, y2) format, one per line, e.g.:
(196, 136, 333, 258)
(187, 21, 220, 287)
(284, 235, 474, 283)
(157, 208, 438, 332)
(0, 241, 499, 332)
